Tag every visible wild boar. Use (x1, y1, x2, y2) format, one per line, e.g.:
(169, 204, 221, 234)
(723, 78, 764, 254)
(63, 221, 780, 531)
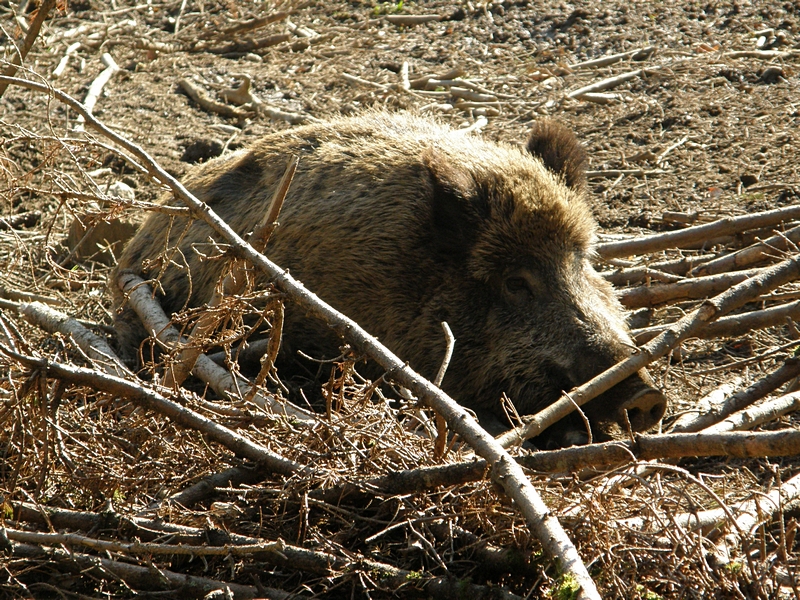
(113, 111, 667, 447)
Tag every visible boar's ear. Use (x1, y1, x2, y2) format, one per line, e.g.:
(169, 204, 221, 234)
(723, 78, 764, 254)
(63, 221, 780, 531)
(526, 119, 587, 191)
(422, 149, 486, 253)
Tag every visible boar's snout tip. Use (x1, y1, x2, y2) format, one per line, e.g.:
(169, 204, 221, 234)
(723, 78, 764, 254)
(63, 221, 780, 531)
(618, 387, 668, 432)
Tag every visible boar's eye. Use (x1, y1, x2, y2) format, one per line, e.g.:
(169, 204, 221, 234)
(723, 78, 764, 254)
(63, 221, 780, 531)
(503, 275, 536, 303)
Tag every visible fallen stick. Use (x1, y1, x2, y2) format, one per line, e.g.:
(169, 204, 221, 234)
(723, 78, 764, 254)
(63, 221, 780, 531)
(342, 72, 389, 89)
(261, 105, 317, 124)
(5, 539, 271, 599)
(672, 471, 800, 534)
(618, 268, 760, 309)
(204, 32, 292, 54)
(704, 391, 800, 433)
(496, 254, 800, 448)
(0, 285, 59, 306)
(724, 49, 800, 59)
(0, 75, 601, 600)
(449, 86, 498, 102)
(0, 0, 56, 98)
(585, 168, 664, 178)
(517, 429, 800, 472)
(567, 66, 663, 98)
(570, 46, 655, 69)
(315, 427, 800, 504)
(424, 77, 515, 98)
(52, 41, 81, 78)
(602, 255, 712, 286)
(672, 358, 800, 433)
(603, 267, 684, 286)
(576, 92, 624, 104)
(631, 299, 800, 344)
(0, 346, 308, 477)
(177, 77, 254, 119)
(19, 301, 129, 377)
(410, 67, 465, 89)
(205, 11, 289, 39)
(118, 272, 315, 423)
(667, 378, 743, 433)
(6, 527, 285, 557)
(164, 464, 265, 508)
(691, 223, 800, 277)
(385, 14, 443, 25)
(74, 53, 120, 132)
(597, 204, 800, 260)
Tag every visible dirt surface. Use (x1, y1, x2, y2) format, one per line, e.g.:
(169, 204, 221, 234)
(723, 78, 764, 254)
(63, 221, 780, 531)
(1, 0, 800, 598)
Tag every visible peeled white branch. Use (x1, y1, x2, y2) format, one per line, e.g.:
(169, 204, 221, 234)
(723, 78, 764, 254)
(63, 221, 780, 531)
(19, 301, 129, 377)
(74, 53, 119, 132)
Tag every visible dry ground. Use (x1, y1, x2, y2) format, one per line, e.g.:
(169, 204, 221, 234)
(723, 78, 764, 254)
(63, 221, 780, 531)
(0, 0, 799, 598)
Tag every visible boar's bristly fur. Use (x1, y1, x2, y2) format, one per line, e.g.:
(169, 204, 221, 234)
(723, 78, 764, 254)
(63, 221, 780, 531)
(113, 111, 666, 447)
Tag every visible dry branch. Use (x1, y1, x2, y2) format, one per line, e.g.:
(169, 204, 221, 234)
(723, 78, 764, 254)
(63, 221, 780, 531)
(586, 168, 664, 178)
(567, 66, 663, 98)
(5, 539, 270, 598)
(672, 358, 800, 433)
(165, 464, 266, 508)
(19, 301, 129, 377)
(576, 92, 625, 104)
(0, 75, 601, 600)
(52, 41, 81, 78)
(118, 272, 314, 423)
(691, 223, 800, 276)
(517, 429, 800, 472)
(315, 427, 800, 503)
(74, 53, 120, 132)
(603, 254, 717, 286)
(570, 46, 655, 69)
(704, 392, 800, 433)
(0, 286, 59, 306)
(0, 0, 57, 98)
(385, 14, 444, 25)
(203, 32, 292, 54)
(724, 49, 800, 58)
(631, 300, 800, 344)
(667, 378, 743, 433)
(597, 204, 800, 259)
(618, 268, 760, 308)
(209, 11, 289, 39)
(0, 346, 308, 477)
(178, 77, 254, 119)
(6, 527, 285, 557)
(497, 254, 800, 447)
(673, 471, 800, 535)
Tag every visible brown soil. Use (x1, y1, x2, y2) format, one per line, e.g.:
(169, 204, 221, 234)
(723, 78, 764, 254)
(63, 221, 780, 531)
(1, 1, 799, 598)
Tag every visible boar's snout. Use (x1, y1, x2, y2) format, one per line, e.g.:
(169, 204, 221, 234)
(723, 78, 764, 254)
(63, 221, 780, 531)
(584, 369, 667, 443)
(617, 384, 668, 433)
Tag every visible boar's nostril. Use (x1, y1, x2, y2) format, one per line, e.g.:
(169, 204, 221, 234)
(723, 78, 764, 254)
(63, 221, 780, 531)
(619, 388, 667, 432)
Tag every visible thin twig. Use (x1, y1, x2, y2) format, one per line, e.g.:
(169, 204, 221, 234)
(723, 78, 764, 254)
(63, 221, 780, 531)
(0, 0, 57, 98)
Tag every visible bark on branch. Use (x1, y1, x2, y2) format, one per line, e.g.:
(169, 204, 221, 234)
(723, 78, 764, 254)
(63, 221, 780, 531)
(597, 204, 800, 259)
